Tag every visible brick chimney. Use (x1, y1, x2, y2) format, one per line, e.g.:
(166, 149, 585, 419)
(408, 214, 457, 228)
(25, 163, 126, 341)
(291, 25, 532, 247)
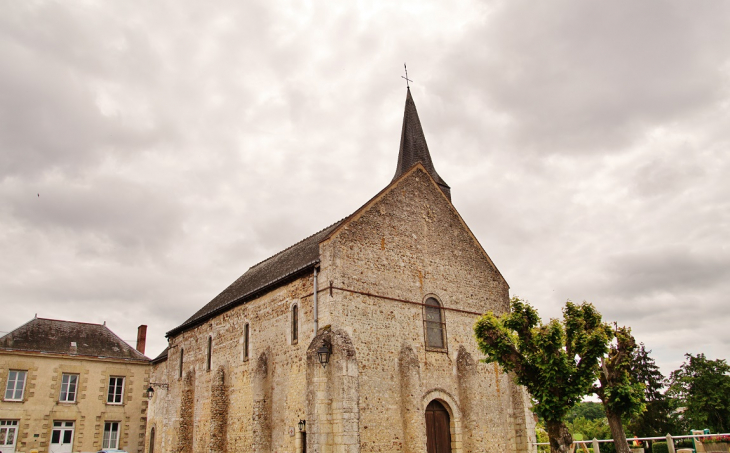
(136, 325, 147, 355)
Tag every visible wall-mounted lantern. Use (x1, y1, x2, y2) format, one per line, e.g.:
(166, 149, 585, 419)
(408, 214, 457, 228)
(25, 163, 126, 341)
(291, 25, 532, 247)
(146, 382, 169, 399)
(298, 419, 306, 432)
(317, 340, 332, 369)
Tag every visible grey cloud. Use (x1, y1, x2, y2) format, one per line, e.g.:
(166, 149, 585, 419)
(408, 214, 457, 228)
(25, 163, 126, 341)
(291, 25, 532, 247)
(2, 0, 729, 371)
(435, 1, 730, 155)
(601, 247, 730, 296)
(1, 175, 184, 257)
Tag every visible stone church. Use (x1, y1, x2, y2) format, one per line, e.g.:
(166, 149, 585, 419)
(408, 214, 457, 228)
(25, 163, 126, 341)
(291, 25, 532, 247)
(146, 88, 536, 453)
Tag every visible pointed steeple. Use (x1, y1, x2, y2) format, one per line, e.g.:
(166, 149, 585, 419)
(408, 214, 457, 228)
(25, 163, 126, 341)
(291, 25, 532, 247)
(392, 88, 451, 200)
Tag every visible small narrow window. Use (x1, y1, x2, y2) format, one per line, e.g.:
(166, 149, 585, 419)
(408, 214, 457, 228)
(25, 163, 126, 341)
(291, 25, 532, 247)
(179, 348, 184, 378)
(4, 370, 27, 401)
(103, 422, 120, 449)
(291, 305, 298, 344)
(207, 336, 212, 371)
(243, 323, 250, 361)
(423, 297, 447, 350)
(107, 377, 124, 404)
(149, 427, 155, 453)
(59, 374, 78, 402)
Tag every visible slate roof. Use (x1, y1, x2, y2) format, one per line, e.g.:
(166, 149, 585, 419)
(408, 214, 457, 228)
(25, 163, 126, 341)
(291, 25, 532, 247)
(392, 87, 451, 200)
(0, 317, 148, 361)
(167, 88, 451, 337)
(151, 346, 169, 364)
(167, 220, 344, 336)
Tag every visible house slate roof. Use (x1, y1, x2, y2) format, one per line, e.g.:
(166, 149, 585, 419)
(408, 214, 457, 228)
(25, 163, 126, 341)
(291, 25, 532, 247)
(167, 88, 452, 337)
(151, 346, 169, 364)
(392, 87, 451, 200)
(0, 317, 148, 361)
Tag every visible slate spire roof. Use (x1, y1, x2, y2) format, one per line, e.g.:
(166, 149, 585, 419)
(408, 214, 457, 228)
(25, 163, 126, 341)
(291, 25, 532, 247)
(393, 87, 451, 200)
(0, 317, 148, 361)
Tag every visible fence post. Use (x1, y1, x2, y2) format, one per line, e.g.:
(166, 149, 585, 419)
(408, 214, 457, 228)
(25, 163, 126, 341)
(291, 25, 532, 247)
(667, 434, 675, 453)
(593, 438, 600, 453)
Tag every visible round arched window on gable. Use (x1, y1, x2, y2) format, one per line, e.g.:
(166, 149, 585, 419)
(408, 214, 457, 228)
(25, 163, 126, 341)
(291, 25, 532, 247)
(423, 297, 447, 350)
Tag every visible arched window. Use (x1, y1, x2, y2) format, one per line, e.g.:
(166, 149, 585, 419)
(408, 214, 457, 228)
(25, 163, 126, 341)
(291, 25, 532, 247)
(291, 305, 298, 344)
(243, 323, 250, 361)
(179, 347, 184, 378)
(206, 336, 212, 371)
(423, 297, 447, 350)
(149, 427, 155, 453)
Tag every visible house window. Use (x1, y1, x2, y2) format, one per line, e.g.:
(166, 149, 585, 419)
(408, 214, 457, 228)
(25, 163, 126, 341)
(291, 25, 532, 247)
(103, 421, 120, 449)
(0, 420, 19, 449)
(207, 336, 212, 371)
(179, 348, 184, 378)
(59, 374, 78, 402)
(107, 377, 124, 404)
(4, 370, 26, 401)
(423, 297, 447, 350)
(291, 305, 298, 344)
(243, 323, 249, 361)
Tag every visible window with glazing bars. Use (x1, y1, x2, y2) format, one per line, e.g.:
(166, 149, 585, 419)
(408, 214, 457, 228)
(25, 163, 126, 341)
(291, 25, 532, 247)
(107, 377, 124, 404)
(0, 420, 19, 447)
(423, 297, 447, 350)
(103, 421, 120, 449)
(4, 371, 26, 401)
(59, 374, 78, 402)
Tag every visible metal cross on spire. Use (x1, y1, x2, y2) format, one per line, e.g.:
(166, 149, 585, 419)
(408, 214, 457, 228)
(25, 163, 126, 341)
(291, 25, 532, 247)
(401, 63, 412, 88)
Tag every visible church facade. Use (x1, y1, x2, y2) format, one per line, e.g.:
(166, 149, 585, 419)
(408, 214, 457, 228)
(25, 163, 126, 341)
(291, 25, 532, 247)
(146, 89, 536, 453)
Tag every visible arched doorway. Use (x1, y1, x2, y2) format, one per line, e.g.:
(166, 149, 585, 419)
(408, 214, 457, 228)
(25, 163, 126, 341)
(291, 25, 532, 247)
(425, 400, 452, 453)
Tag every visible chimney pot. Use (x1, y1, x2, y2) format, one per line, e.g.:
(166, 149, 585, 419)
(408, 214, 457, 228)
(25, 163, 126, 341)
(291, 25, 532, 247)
(136, 325, 147, 355)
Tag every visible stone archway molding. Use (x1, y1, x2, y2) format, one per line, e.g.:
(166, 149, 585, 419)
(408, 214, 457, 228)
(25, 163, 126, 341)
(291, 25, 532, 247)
(422, 387, 463, 453)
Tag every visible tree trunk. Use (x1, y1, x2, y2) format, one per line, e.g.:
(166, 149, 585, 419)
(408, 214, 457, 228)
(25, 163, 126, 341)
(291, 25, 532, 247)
(545, 420, 573, 453)
(606, 408, 630, 453)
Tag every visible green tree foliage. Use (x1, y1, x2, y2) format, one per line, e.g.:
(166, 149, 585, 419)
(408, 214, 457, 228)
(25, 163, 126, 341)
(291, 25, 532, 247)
(667, 353, 730, 433)
(566, 416, 611, 442)
(474, 297, 611, 453)
(566, 402, 607, 423)
(627, 344, 676, 437)
(592, 326, 645, 453)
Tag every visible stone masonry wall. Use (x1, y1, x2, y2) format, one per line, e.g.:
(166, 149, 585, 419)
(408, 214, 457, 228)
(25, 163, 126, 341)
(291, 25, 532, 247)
(0, 352, 149, 453)
(150, 274, 316, 453)
(317, 167, 528, 453)
(210, 365, 229, 453)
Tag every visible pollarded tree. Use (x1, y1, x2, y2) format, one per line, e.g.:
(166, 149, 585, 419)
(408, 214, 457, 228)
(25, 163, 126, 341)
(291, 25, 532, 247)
(474, 297, 611, 453)
(592, 326, 645, 453)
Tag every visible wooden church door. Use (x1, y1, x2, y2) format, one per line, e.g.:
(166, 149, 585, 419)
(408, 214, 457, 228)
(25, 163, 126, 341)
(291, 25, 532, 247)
(425, 400, 452, 453)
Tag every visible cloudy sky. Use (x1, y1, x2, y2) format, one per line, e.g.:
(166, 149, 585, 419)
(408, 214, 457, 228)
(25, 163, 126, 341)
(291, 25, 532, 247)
(1, 0, 729, 379)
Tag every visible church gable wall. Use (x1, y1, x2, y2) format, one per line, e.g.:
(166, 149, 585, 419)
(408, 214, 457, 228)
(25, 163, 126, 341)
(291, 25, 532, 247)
(317, 167, 521, 453)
